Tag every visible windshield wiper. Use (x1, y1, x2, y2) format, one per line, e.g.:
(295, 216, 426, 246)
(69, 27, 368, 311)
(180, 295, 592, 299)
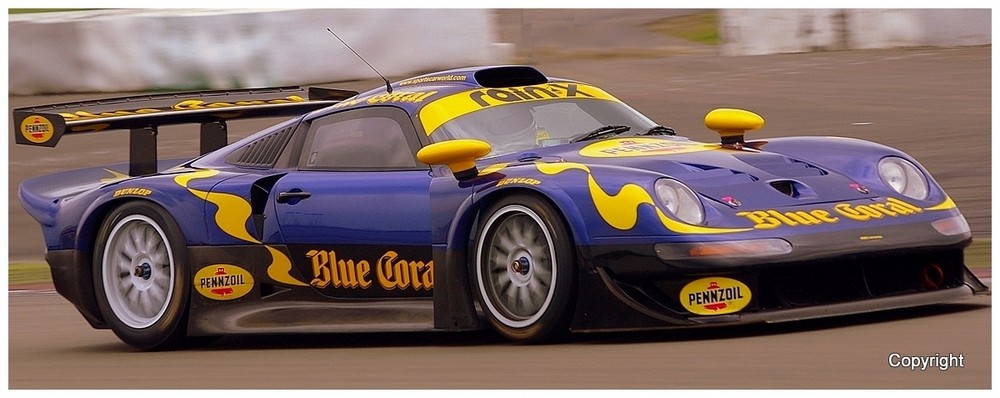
(637, 125, 676, 136)
(570, 125, 631, 143)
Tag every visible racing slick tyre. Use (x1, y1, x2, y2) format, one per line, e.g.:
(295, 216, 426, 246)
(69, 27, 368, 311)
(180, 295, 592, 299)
(475, 194, 576, 343)
(93, 201, 191, 350)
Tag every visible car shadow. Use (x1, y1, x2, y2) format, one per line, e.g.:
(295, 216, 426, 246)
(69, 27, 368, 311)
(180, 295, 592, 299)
(189, 300, 989, 351)
(569, 300, 991, 345)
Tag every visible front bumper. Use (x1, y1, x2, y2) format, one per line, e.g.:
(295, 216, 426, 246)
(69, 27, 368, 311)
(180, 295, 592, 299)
(570, 227, 989, 332)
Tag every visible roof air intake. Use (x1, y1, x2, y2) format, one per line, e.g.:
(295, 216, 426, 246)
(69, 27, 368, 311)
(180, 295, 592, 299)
(474, 66, 548, 88)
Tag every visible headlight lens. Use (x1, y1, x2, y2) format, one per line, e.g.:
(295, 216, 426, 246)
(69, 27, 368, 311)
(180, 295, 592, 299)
(655, 179, 704, 224)
(878, 157, 929, 200)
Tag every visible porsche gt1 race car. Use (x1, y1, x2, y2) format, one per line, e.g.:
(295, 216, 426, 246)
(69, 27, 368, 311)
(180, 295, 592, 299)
(15, 65, 990, 349)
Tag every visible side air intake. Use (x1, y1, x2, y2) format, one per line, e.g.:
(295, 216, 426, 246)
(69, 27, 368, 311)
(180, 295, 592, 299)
(227, 126, 295, 168)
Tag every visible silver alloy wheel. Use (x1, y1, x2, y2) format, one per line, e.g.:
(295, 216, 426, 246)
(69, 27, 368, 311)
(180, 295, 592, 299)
(101, 214, 176, 329)
(476, 204, 557, 328)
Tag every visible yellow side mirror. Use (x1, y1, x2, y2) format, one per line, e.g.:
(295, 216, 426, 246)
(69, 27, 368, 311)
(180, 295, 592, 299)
(417, 139, 492, 181)
(704, 108, 765, 147)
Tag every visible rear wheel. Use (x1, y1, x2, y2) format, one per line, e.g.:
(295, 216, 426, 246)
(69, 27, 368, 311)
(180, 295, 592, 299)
(93, 201, 191, 350)
(474, 195, 575, 343)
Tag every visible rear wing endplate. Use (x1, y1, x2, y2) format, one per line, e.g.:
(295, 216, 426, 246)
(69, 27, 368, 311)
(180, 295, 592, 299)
(13, 86, 358, 176)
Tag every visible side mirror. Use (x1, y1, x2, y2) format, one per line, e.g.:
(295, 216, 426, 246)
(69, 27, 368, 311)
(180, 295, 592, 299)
(704, 108, 764, 148)
(416, 139, 492, 181)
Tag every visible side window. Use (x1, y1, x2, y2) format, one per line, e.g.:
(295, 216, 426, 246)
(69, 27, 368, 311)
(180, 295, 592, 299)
(300, 107, 421, 170)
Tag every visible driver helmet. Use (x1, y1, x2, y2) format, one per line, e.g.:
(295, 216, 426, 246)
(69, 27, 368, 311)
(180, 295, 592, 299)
(479, 105, 537, 144)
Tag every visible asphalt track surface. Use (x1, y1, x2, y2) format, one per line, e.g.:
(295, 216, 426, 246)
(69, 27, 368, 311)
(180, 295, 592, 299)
(6, 10, 993, 389)
(6, 290, 992, 389)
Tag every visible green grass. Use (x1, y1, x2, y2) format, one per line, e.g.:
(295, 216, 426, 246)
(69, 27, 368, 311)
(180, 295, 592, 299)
(9, 262, 52, 285)
(9, 9, 97, 14)
(964, 239, 991, 269)
(643, 10, 720, 45)
(7, 240, 990, 287)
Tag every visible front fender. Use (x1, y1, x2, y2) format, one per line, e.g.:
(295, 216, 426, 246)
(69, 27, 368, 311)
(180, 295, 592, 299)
(759, 136, 951, 208)
(469, 161, 681, 245)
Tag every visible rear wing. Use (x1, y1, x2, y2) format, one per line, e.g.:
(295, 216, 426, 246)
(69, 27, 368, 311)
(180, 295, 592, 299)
(13, 86, 358, 176)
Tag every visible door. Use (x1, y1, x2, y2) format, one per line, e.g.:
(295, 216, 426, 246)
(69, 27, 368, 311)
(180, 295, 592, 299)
(271, 106, 434, 299)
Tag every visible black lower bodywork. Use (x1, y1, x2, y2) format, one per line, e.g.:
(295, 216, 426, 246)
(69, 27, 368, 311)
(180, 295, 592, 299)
(44, 233, 989, 337)
(571, 233, 989, 332)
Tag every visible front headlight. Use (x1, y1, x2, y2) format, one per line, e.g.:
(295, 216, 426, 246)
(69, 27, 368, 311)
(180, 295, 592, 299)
(878, 157, 929, 200)
(655, 178, 704, 224)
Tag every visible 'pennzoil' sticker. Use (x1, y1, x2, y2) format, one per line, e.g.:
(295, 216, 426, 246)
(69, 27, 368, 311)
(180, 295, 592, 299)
(580, 138, 718, 158)
(680, 277, 752, 315)
(20, 115, 55, 144)
(195, 264, 254, 300)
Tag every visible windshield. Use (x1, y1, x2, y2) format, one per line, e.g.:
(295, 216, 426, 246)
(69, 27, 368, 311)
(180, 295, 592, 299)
(428, 98, 658, 156)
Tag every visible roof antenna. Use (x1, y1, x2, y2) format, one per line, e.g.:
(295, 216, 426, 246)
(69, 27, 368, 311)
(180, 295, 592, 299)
(326, 28, 392, 93)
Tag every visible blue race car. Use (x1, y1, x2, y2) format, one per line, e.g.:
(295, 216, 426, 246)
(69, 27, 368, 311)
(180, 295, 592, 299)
(14, 65, 989, 349)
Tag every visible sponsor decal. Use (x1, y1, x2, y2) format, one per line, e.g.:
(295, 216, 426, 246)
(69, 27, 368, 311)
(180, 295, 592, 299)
(398, 74, 468, 86)
(309, 249, 433, 292)
(61, 108, 161, 122)
(496, 177, 542, 187)
(466, 83, 602, 108)
(736, 197, 923, 229)
(171, 95, 306, 110)
(332, 90, 439, 109)
(57, 96, 306, 122)
(419, 83, 620, 135)
(579, 138, 718, 158)
(195, 264, 254, 300)
(680, 277, 752, 315)
(112, 187, 152, 197)
(19, 115, 55, 144)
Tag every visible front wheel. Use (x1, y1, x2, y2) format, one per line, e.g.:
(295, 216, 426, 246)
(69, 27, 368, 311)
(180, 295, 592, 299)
(474, 195, 576, 343)
(93, 201, 191, 350)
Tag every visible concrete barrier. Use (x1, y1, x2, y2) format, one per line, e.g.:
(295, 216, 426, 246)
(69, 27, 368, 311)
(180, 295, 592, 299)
(9, 9, 511, 95)
(720, 9, 990, 56)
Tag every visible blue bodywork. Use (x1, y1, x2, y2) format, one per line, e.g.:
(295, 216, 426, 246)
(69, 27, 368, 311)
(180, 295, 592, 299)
(16, 65, 987, 340)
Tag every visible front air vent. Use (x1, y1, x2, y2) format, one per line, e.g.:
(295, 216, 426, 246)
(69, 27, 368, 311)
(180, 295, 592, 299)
(768, 180, 817, 199)
(770, 180, 796, 197)
(227, 126, 294, 168)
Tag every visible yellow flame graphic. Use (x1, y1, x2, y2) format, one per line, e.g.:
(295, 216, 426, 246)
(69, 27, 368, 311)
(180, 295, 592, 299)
(100, 169, 130, 183)
(174, 169, 259, 243)
(488, 161, 748, 234)
(266, 245, 308, 286)
(586, 174, 653, 230)
(478, 162, 511, 176)
(174, 168, 307, 286)
(925, 196, 957, 211)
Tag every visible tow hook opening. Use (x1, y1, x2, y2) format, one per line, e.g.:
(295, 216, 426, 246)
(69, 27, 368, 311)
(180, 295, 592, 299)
(921, 263, 945, 289)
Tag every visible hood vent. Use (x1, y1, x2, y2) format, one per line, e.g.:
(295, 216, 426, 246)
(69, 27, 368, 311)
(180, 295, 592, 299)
(732, 153, 826, 177)
(769, 180, 817, 199)
(670, 163, 757, 187)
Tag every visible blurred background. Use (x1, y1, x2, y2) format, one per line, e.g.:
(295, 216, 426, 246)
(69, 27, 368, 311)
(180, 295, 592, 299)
(9, 9, 991, 93)
(8, 7, 992, 270)
(5, 8, 992, 389)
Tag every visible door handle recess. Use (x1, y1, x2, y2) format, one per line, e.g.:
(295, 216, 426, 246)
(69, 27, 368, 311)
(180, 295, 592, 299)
(277, 190, 312, 203)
